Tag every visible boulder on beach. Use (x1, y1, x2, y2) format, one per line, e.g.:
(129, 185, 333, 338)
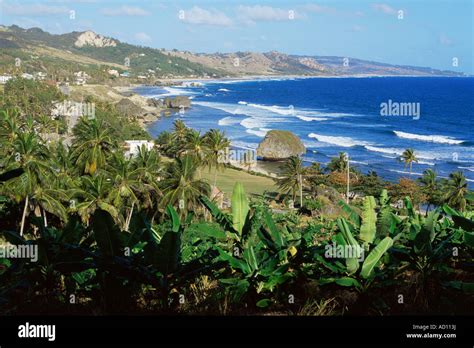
(115, 98, 145, 117)
(164, 96, 191, 109)
(256, 130, 306, 161)
(147, 98, 164, 108)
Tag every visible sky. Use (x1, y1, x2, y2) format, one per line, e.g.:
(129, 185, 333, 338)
(1, 0, 473, 74)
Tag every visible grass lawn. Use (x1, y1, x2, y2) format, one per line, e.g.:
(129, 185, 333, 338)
(201, 166, 277, 197)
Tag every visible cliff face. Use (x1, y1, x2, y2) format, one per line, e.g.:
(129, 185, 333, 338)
(0, 25, 466, 78)
(74, 31, 117, 48)
(257, 130, 306, 161)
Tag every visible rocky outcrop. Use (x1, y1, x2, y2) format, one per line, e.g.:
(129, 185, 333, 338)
(147, 98, 164, 108)
(115, 98, 145, 117)
(74, 31, 117, 48)
(164, 96, 191, 109)
(257, 130, 306, 160)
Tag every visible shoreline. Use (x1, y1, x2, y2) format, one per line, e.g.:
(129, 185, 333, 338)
(70, 78, 473, 187)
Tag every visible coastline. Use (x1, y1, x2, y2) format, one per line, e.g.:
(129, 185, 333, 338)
(69, 76, 473, 186)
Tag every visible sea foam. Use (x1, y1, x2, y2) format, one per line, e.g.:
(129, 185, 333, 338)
(393, 131, 464, 145)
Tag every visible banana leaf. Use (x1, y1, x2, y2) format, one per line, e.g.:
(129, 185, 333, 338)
(360, 196, 377, 244)
(360, 236, 393, 279)
(231, 183, 250, 235)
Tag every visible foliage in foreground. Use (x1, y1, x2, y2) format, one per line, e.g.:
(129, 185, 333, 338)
(1, 182, 473, 315)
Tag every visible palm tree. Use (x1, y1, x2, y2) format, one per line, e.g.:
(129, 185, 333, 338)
(161, 155, 210, 216)
(204, 129, 230, 187)
(0, 109, 20, 148)
(418, 169, 439, 213)
(5, 131, 55, 234)
(131, 146, 163, 219)
(71, 174, 121, 226)
(327, 152, 348, 173)
(70, 117, 115, 175)
(276, 156, 305, 208)
(171, 119, 189, 153)
(106, 153, 148, 231)
(401, 148, 418, 175)
(444, 171, 468, 211)
(184, 130, 207, 159)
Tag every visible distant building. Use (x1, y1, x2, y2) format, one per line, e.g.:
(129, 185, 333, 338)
(21, 73, 34, 80)
(73, 71, 89, 85)
(107, 69, 119, 77)
(124, 140, 154, 157)
(0, 75, 12, 84)
(35, 72, 47, 80)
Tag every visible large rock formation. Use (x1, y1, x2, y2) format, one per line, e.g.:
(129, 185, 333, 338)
(115, 98, 145, 117)
(74, 31, 117, 48)
(164, 96, 191, 109)
(257, 130, 306, 160)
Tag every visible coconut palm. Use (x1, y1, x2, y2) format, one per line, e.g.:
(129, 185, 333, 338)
(106, 153, 148, 231)
(49, 141, 76, 190)
(171, 119, 189, 153)
(70, 117, 115, 175)
(276, 155, 306, 207)
(130, 146, 163, 220)
(418, 169, 440, 213)
(184, 130, 207, 160)
(444, 171, 468, 211)
(327, 152, 348, 173)
(5, 131, 57, 234)
(0, 109, 20, 148)
(161, 155, 210, 216)
(71, 174, 121, 226)
(401, 148, 418, 175)
(204, 129, 230, 187)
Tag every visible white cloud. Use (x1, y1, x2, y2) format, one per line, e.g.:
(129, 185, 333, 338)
(372, 3, 397, 15)
(237, 5, 300, 24)
(3, 3, 69, 16)
(134, 32, 151, 44)
(179, 6, 232, 26)
(101, 5, 150, 17)
(302, 4, 336, 14)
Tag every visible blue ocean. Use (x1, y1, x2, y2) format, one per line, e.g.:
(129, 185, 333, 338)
(139, 77, 474, 185)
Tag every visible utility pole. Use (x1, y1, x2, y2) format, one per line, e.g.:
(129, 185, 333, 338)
(298, 172, 303, 208)
(346, 153, 350, 204)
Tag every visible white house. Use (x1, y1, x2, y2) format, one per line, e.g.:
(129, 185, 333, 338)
(73, 71, 89, 85)
(21, 73, 34, 80)
(35, 72, 47, 80)
(0, 75, 12, 84)
(124, 140, 154, 157)
(107, 69, 119, 77)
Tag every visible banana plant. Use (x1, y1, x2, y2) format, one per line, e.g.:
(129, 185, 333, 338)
(199, 183, 298, 307)
(319, 195, 395, 291)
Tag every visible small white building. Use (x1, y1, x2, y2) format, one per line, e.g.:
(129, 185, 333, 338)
(124, 140, 154, 157)
(35, 72, 47, 80)
(107, 69, 119, 77)
(0, 75, 12, 84)
(21, 73, 34, 80)
(73, 71, 89, 85)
